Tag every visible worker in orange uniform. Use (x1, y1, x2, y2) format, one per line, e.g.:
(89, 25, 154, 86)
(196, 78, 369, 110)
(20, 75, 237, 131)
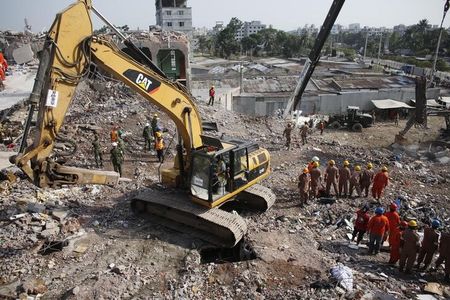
(372, 166, 389, 201)
(338, 160, 351, 198)
(389, 221, 408, 264)
(309, 161, 322, 200)
(399, 220, 420, 274)
(307, 156, 320, 173)
(360, 163, 375, 197)
(110, 125, 119, 142)
(324, 160, 339, 197)
(367, 207, 389, 255)
(385, 203, 400, 245)
(351, 204, 370, 245)
(154, 131, 165, 162)
(416, 219, 440, 271)
(0, 50, 7, 81)
(298, 168, 310, 206)
(434, 229, 450, 281)
(349, 165, 362, 198)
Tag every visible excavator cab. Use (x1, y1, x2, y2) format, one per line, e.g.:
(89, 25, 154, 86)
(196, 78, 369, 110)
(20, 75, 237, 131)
(190, 136, 270, 208)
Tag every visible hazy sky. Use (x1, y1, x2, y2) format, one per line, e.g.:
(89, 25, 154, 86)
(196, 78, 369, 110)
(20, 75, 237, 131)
(2, 0, 450, 32)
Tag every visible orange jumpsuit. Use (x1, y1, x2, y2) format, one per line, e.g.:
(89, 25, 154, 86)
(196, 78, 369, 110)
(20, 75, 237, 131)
(399, 228, 420, 273)
(325, 165, 339, 196)
(298, 173, 310, 206)
(338, 166, 351, 197)
(372, 171, 389, 200)
(389, 228, 403, 264)
(309, 167, 321, 199)
(435, 232, 450, 278)
(385, 211, 400, 244)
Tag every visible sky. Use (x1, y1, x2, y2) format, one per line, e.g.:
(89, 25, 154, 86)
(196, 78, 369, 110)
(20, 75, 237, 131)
(1, 0, 450, 32)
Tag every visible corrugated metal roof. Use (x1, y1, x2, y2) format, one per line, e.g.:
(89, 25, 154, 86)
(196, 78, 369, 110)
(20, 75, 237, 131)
(371, 99, 414, 109)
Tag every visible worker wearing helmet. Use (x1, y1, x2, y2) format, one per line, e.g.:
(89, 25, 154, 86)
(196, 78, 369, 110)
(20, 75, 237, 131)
(351, 204, 370, 245)
(300, 122, 309, 145)
(416, 219, 441, 271)
(143, 122, 153, 151)
(298, 168, 310, 206)
(360, 163, 375, 197)
(154, 131, 165, 163)
(324, 160, 339, 197)
(367, 207, 389, 255)
(208, 85, 215, 106)
(434, 227, 450, 281)
(371, 166, 389, 201)
(389, 220, 408, 264)
(92, 133, 103, 168)
(399, 220, 420, 274)
(283, 122, 293, 150)
(151, 114, 160, 137)
(307, 156, 320, 173)
(338, 160, 351, 198)
(349, 165, 362, 198)
(309, 161, 322, 200)
(110, 142, 124, 176)
(385, 203, 400, 243)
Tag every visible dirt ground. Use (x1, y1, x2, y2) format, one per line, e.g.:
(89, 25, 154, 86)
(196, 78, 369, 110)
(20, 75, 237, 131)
(1, 79, 450, 299)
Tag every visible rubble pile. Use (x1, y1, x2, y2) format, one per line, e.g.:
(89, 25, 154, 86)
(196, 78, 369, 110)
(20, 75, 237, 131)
(0, 75, 450, 299)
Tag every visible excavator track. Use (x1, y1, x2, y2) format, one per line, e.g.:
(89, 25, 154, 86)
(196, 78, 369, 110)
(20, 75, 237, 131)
(130, 189, 248, 248)
(236, 184, 276, 211)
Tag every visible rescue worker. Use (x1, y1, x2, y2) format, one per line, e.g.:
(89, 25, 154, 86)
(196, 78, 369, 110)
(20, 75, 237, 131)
(385, 203, 400, 246)
(300, 122, 309, 145)
(92, 134, 103, 168)
(208, 85, 215, 106)
(110, 125, 119, 142)
(308, 156, 320, 173)
(360, 163, 375, 197)
(351, 204, 370, 245)
(372, 166, 389, 201)
(319, 121, 325, 135)
(394, 112, 400, 126)
(142, 122, 153, 151)
(324, 160, 339, 197)
(151, 114, 160, 137)
(367, 207, 389, 255)
(309, 161, 322, 199)
(349, 165, 362, 198)
(110, 142, 124, 176)
(0, 50, 7, 81)
(434, 229, 450, 281)
(338, 160, 351, 198)
(416, 219, 440, 271)
(389, 221, 408, 264)
(154, 131, 165, 163)
(283, 122, 293, 150)
(298, 168, 310, 206)
(399, 220, 420, 274)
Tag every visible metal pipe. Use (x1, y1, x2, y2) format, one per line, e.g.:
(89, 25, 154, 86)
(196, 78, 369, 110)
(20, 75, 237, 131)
(91, 6, 128, 41)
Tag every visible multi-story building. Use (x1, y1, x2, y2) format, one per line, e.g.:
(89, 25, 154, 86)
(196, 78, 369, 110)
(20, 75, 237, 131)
(235, 21, 267, 40)
(331, 24, 344, 34)
(155, 0, 193, 36)
(393, 24, 407, 35)
(348, 23, 361, 33)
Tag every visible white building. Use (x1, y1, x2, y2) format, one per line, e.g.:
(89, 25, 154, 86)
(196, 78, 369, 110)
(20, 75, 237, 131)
(155, 0, 193, 36)
(348, 23, 360, 33)
(235, 21, 267, 40)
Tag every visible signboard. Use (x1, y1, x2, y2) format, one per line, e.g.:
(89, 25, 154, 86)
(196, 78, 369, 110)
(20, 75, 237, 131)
(45, 89, 59, 108)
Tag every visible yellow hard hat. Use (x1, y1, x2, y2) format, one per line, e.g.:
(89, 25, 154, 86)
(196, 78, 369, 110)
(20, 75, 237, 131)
(328, 160, 335, 166)
(156, 132, 162, 138)
(367, 163, 373, 169)
(355, 165, 361, 171)
(303, 168, 309, 174)
(343, 160, 350, 166)
(313, 161, 319, 168)
(153, 113, 158, 117)
(381, 166, 388, 172)
(408, 220, 417, 228)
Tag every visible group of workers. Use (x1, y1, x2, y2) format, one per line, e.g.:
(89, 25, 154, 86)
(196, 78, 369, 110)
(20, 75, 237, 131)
(351, 203, 450, 280)
(91, 113, 165, 177)
(283, 120, 325, 150)
(298, 156, 389, 206)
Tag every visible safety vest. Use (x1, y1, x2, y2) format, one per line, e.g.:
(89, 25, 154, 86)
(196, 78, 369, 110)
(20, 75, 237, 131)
(155, 138, 164, 150)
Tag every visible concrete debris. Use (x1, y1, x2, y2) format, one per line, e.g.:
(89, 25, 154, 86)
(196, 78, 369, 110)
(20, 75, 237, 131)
(12, 44, 34, 64)
(423, 282, 443, 296)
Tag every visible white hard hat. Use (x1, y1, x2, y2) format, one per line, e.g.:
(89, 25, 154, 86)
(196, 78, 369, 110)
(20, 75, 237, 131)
(312, 156, 320, 162)
(112, 142, 118, 147)
(145, 123, 150, 127)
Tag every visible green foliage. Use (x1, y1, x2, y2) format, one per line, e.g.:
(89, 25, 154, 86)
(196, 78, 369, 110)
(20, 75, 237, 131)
(214, 17, 243, 58)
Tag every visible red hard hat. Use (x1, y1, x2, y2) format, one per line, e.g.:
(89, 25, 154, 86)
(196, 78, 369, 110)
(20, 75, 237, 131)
(390, 203, 398, 211)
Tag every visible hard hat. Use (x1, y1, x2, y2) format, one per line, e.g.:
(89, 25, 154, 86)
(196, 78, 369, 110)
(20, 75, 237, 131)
(389, 203, 398, 211)
(153, 113, 158, 117)
(313, 161, 319, 168)
(432, 219, 441, 229)
(400, 221, 408, 228)
(408, 220, 418, 228)
(343, 160, 350, 166)
(375, 207, 384, 215)
(367, 163, 373, 169)
(328, 160, 335, 166)
(303, 168, 309, 174)
(355, 165, 361, 171)
(312, 156, 320, 162)
(156, 132, 162, 138)
(112, 142, 118, 147)
(381, 166, 388, 172)
(145, 123, 150, 127)
(211, 85, 215, 88)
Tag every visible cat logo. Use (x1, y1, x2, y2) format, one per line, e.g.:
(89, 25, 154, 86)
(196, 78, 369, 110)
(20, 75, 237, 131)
(123, 69, 161, 94)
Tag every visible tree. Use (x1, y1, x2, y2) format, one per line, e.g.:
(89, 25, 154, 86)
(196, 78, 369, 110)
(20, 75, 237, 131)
(197, 36, 212, 56)
(214, 18, 242, 58)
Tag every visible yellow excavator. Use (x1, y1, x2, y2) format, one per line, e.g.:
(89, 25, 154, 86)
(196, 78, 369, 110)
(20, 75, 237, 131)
(10, 0, 275, 247)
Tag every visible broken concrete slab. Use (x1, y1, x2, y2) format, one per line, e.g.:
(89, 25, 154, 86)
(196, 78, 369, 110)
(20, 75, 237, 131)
(51, 209, 69, 222)
(416, 295, 438, 300)
(27, 203, 46, 214)
(423, 282, 443, 296)
(12, 44, 34, 64)
(40, 227, 60, 238)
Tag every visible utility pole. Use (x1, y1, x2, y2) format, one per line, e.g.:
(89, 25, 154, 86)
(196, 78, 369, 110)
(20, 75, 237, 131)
(363, 31, 369, 62)
(377, 33, 383, 62)
(432, 0, 450, 81)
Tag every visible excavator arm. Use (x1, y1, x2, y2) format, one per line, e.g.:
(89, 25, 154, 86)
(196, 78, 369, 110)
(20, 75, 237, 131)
(11, 0, 203, 187)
